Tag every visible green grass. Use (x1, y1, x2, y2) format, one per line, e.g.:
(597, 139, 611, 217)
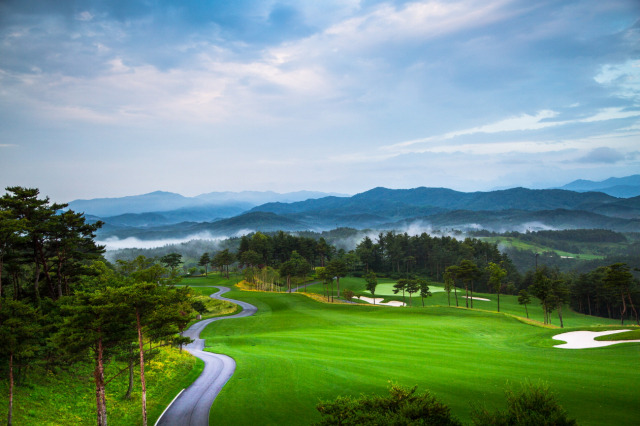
(0, 346, 200, 425)
(595, 329, 640, 341)
(203, 282, 639, 425)
(479, 236, 605, 260)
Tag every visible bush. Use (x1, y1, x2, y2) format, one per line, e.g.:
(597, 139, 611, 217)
(343, 289, 355, 301)
(471, 381, 578, 426)
(315, 383, 461, 425)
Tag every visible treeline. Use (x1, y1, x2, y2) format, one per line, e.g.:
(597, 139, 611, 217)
(354, 232, 520, 291)
(515, 263, 639, 326)
(473, 228, 628, 244)
(0, 187, 200, 426)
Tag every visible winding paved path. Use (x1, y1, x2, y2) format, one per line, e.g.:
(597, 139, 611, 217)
(156, 286, 257, 426)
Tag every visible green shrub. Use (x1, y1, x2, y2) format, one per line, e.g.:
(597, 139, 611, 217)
(343, 289, 355, 301)
(315, 383, 461, 425)
(471, 381, 578, 426)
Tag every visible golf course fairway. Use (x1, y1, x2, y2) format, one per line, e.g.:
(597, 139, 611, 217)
(186, 278, 639, 425)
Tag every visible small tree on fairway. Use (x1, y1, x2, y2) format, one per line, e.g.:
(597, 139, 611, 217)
(486, 262, 507, 312)
(198, 252, 210, 276)
(364, 270, 378, 305)
(458, 260, 479, 309)
(551, 278, 571, 328)
(406, 279, 420, 306)
(518, 289, 531, 319)
(418, 279, 432, 307)
(445, 266, 459, 307)
(316, 267, 332, 301)
(393, 279, 408, 305)
(326, 259, 347, 299)
(213, 249, 235, 279)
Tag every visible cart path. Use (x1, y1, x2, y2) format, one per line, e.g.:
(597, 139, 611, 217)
(156, 286, 257, 426)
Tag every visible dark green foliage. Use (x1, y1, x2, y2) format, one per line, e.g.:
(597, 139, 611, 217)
(315, 384, 461, 426)
(471, 382, 578, 426)
(191, 300, 208, 314)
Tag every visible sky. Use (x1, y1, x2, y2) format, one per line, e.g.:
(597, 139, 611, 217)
(1, 0, 639, 203)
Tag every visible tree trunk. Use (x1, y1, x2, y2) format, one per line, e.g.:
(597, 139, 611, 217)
(336, 277, 340, 298)
(56, 252, 64, 299)
(33, 256, 41, 307)
(620, 289, 627, 326)
(0, 257, 3, 309)
(136, 310, 148, 426)
(125, 345, 134, 400)
(587, 294, 592, 316)
(454, 286, 458, 307)
(94, 336, 107, 426)
(627, 291, 639, 326)
(36, 243, 55, 299)
(524, 303, 528, 319)
(558, 303, 564, 328)
(8, 352, 13, 426)
(464, 285, 469, 308)
(470, 281, 474, 309)
(497, 293, 500, 312)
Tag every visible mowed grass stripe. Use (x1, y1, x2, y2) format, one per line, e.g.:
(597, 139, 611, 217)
(198, 287, 639, 426)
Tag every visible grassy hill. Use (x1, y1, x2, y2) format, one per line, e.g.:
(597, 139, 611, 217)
(197, 277, 638, 425)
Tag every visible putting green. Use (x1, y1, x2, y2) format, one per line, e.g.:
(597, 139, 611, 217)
(367, 282, 445, 296)
(201, 284, 639, 426)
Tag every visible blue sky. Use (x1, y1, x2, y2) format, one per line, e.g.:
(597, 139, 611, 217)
(1, 0, 639, 202)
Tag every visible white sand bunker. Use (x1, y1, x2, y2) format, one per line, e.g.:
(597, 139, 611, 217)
(553, 329, 640, 349)
(357, 296, 406, 307)
(462, 295, 490, 301)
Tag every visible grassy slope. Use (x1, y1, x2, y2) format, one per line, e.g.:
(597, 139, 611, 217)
(301, 276, 620, 328)
(0, 346, 202, 425)
(203, 280, 638, 425)
(0, 275, 242, 425)
(479, 236, 606, 260)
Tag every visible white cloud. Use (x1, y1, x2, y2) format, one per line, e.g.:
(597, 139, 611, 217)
(381, 107, 640, 156)
(75, 11, 94, 22)
(594, 59, 640, 100)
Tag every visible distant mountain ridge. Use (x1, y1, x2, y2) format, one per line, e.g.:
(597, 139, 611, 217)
(91, 183, 640, 244)
(68, 190, 348, 218)
(249, 187, 618, 217)
(558, 175, 640, 198)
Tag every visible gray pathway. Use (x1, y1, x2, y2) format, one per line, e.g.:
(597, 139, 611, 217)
(156, 286, 257, 426)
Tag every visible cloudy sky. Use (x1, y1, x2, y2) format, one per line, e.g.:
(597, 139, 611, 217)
(1, 0, 639, 202)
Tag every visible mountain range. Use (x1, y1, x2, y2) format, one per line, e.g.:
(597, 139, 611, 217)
(558, 174, 640, 198)
(79, 178, 640, 245)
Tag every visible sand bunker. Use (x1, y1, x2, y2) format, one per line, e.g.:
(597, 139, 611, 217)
(462, 295, 490, 301)
(357, 296, 406, 307)
(553, 329, 640, 349)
